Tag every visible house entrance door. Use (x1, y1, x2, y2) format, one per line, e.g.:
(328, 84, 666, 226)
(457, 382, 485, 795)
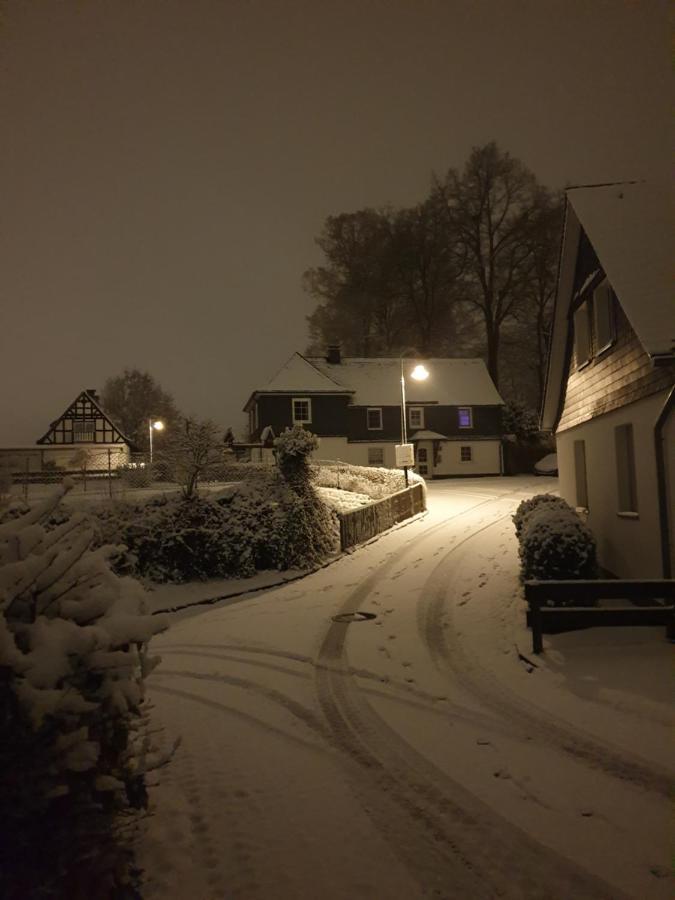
(415, 442, 433, 479)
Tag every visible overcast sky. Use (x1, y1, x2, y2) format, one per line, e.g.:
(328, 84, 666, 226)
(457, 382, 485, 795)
(0, 0, 670, 443)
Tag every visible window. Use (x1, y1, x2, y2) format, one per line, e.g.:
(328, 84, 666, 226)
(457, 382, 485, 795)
(418, 464, 428, 476)
(367, 447, 384, 466)
(292, 398, 312, 424)
(417, 448, 428, 463)
(573, 440, 588, 508)
(460, 446, 472, 462)
(73, 419, 96, 441)
(458, 407, 473, 429)
(593, 280, 615, 353)
(366, 408, 383, 430)
(409, 407, 424, 429)
(574, 302, 591, 368)
(615, 424, 638, 514)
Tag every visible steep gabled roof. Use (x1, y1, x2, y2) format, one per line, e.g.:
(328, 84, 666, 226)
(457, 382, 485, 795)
(37, 390, 132, 445)
(243, 353, 350, 409)
(542, 180, 675, 431)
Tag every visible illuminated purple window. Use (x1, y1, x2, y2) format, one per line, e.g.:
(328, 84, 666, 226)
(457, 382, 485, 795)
(458, 407, 473, 428)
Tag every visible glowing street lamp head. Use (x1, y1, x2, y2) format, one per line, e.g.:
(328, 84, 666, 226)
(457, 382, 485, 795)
(410, 364, 429, 381)
(151, 420, 165, 431)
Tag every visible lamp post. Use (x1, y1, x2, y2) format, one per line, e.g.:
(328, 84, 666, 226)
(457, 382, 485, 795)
(148, 418, 164, 465)
(397, 352, 429, 485)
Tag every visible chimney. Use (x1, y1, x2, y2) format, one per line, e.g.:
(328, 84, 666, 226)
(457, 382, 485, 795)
(86, 389, 99, 402)
(326, 345, 341, 365)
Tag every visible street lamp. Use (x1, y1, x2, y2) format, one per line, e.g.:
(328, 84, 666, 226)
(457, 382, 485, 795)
(397, 352, 429, 485)
(148, 418, 164, 465)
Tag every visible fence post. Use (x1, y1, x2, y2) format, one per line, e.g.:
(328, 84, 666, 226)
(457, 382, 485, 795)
(108, 449, 113, 499)
(530, 593, 544, 654)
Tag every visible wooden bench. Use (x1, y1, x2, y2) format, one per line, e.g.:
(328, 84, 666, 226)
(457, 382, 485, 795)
(524, 579, 675, 654)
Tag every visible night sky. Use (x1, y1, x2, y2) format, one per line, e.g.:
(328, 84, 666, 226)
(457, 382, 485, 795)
(1, 0, 670, 443)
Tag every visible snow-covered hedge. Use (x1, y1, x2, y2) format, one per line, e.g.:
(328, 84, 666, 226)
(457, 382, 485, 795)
(0, 481, 169, 898)
(512, 493, 570, 539)
(93, 472, 339, 583)
(515, 494, 597, 586)
(312, 462, 410, 500)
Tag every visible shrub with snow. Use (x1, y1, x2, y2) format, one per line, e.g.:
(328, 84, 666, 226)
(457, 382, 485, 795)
(517, 498, 597, 587)
(274, 426, 319, 494)
(0, 481, 170, 898)
(92, 470, 339, 583)
(512, 493, 570, 539)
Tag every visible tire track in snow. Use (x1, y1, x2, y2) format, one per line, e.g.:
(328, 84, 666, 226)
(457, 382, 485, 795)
(313, 500, 624, 900)
(417, 513, 673, 797)
(158, 643, 531, 740)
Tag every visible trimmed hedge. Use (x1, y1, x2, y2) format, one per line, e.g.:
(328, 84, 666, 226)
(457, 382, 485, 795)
(514, 494, 597, 589)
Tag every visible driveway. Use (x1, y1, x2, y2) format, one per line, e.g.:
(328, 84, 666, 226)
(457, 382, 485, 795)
(139, 476, 673, 900)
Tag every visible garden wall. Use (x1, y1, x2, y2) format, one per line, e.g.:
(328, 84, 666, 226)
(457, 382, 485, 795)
(338, 483, 426, 550)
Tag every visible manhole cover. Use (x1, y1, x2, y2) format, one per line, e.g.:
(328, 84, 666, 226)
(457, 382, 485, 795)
(331, 611, 377, 623)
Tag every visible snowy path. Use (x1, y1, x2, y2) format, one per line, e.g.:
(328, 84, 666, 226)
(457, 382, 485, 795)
(139, 477, 673, 899)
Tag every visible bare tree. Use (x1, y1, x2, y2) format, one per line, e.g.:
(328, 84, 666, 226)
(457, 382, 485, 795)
(437, 142, 551, 387)
(157, 418, 223, 499)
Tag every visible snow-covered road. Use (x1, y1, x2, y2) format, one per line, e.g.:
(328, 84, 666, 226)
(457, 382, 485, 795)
(139, 476, 673, 900)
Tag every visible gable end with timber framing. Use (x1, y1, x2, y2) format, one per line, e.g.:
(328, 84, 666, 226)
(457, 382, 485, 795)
(37, 390, 131, 446)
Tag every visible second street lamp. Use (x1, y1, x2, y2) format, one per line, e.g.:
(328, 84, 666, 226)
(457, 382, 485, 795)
(397, 355, 429, 485)
(148, 418, 164, 465)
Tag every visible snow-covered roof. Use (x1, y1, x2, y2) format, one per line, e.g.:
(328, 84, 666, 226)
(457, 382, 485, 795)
(255, 353, 349, 395)
(306, 357, 503, 406)
(542, 180, 675, 431)
(567, 181, 674, 359)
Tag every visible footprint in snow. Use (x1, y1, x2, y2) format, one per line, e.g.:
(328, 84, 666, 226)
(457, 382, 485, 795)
(388, 634, 397, 640)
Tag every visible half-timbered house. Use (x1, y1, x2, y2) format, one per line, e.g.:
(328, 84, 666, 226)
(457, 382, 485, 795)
(542, 180, 675, 578)
(242, 349, 505, 477)
(0, 389, 132, 473)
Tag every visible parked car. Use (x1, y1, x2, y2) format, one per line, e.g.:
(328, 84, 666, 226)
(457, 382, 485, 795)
(534, 452, 558, 476)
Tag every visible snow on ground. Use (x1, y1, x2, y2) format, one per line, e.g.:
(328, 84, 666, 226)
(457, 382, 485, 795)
(138, 476, 673, 900)
(316, 485, 373, 512)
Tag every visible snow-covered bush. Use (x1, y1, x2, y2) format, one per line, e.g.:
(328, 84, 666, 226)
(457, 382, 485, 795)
(312, 462, 407, 500)
(0, 481, 170, 898)
(512, 493, 570, 539)
(274, 426, 318, 494)
(517, 498, 597, 586)
(92, 471, 339, 583)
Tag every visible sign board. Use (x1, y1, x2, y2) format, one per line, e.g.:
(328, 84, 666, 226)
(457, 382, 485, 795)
(395, 443, 415, 467)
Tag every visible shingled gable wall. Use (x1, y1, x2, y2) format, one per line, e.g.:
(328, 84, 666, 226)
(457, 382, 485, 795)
(557, 244, 674, 433)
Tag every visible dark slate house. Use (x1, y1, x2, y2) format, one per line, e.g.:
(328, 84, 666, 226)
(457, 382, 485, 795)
(243, 349, 505, 477)
(541, 180, 674, 578)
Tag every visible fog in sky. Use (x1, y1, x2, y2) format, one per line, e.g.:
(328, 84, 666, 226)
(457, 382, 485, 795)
(1, 0, 670, 443)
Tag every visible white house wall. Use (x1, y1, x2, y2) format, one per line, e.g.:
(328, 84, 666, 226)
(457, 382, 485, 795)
(0, 445, 129, 472)
(556, 390, 670, 578)
(432, 440, 502, 477)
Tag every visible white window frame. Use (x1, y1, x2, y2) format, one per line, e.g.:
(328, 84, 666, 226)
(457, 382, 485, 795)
(73, 419, 96, 441)
(366, 407, 383, 430)
(292, 397, 312, 425)
(574, 301, 592, 369)
(367, 446, 385, 466)
(593, 279, 615, 355)
(615, 423, 638, 516)
(460, 445, 472, 462)
(409, 406, 424, 430)
(458, 407, 473, 429)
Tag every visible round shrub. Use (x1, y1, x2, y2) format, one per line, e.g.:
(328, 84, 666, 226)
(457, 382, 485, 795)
(519, 505, 597, 587)
(513, 493, 570, 539)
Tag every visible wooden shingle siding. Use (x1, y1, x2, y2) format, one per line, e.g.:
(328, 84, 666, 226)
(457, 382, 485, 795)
(558, 302, 675, 432)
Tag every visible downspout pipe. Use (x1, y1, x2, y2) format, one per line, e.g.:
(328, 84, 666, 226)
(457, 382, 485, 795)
(654, 384, 675, 578)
